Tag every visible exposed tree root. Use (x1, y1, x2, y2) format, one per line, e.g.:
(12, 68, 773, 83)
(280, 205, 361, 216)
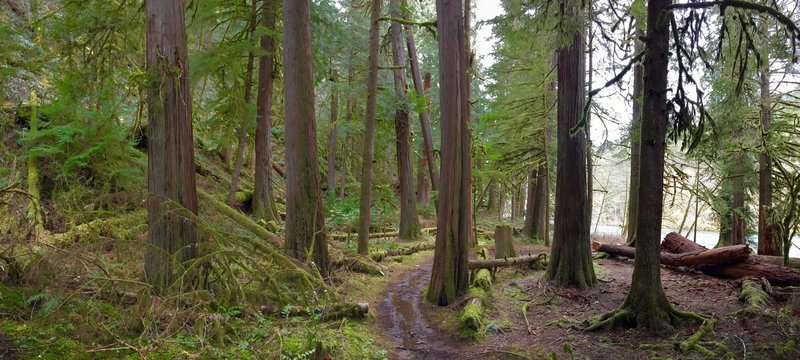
(585, 304, 706, 332)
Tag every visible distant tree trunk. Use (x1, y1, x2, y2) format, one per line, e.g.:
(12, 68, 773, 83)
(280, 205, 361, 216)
(417, 155, 430, 205)
(407, 26, 438, 191)
(357, 0, 382, 255)
(144, 0, 199, 291)
(546, 0, 595, 289)
(531, 165, 548, 241)
(497, 191, 505, 219)
(523, 170, 537, 239)
(282, 0, 329, 277)
(389, 0, 421, 240)
(487, 181, 498, 211)
(253, 0, 279, 223)
(758, 65, 778, 255)
(626, 26, 644, 246)
(730, 156, 746, 246)
(428, 0, 472, 306)
(229, 0, 258, 205)
(326, 76, 339, 197)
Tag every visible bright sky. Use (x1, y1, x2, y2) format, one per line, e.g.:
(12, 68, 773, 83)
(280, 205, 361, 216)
(473, 1, 628, 145)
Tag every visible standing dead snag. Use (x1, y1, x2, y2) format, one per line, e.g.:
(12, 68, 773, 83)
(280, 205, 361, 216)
(494, 225, 516, 259)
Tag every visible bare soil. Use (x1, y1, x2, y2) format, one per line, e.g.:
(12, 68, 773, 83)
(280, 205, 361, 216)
(373, 243, 800, 359)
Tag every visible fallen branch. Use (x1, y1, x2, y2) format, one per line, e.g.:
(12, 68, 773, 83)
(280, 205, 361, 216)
(198, 189, 283, 247)
(369, 242, 434, 261)
(468, 253, 547, 270)
(261, 302, 369, 321)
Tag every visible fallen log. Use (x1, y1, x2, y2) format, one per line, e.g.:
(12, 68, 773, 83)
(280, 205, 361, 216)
(751, 255, 800, 269)
(662, 232, 800, 286)
(593, 242, 750, 267)
(460, 297, 485, 332)
(468, 253, 547, 270)
(369, 242, 434, 261)
(261, 302, 369, 321)
(329, 231, 399, 241)
(472, 269, 492, 292)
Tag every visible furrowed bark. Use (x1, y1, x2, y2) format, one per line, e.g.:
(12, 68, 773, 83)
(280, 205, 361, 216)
(253, 0, 279, 224)
(758, 61, 778, 255)
(625, 26, 644, 246)
(326, 75, 339, 196)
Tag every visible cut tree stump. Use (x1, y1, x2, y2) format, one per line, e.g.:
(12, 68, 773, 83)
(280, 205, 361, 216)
(468, 253, 547, 270)
(494, 225, 516, 259)
(593, 242, 750, 267)
(662, 232, 800, 286)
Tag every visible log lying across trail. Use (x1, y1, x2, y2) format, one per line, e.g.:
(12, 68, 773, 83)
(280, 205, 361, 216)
(468, 253, 547, 270)
(598, 232, 800, 286)
(369, 242, 435, 261)
(592, 242, 750, 267)
(329, 227, 436, 241)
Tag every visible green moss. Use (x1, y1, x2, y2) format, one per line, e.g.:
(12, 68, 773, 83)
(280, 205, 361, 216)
(472, 269, 492, 292)
(739, 279, 769, 310)
(776, 339, 797, 359)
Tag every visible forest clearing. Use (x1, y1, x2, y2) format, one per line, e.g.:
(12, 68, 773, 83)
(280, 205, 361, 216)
(2, 0, 800, 359)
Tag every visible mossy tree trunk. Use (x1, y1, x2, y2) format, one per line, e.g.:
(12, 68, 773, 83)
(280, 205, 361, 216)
(625, 25, 644, 246)
(758, 61, 779, 255)
(590, 0, 704, 331)
(282, 0, 329, 278)
(26, 91, 44, 238)
(229, 0, 258, 205)
(357, 0, 382, 255)
(545, 0, 595, 290)
(389, 0, 421, 241)
(144, 0, 199, 292)
(427, 0, 472, 306)
(253, 0, 279, 224)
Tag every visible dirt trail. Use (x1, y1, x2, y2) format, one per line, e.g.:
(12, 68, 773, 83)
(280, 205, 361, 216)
(377, 258, 461, 360)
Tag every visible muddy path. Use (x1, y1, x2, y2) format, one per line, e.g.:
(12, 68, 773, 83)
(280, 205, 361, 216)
(377, 257, 461, 360)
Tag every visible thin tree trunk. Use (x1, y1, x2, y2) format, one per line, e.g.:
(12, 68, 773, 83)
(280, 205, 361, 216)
(229, 0, 259, 205)
(282, 0, 329, 277)
(626, 25, 644, 246)
(253, 0, 279, 223)
(326, 76, 339, 196)
(389, 0, 421, 240)
(417, 155, 430, 205)
(545, 0, 595, 290)
(758, 64, 778, 255)
(531, 164, 548, 242)
(406, 26, 438, 191)
(357, 0, 383, 255)
(523, 169, 537, 239)
(731, 156, 746, 245)
(427, 0, 472, 306)
(26, 91, 43, 237)
(144, 0, 199, 291)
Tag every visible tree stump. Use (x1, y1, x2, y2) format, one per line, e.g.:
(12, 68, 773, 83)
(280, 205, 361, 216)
(495, 225, 516, 259)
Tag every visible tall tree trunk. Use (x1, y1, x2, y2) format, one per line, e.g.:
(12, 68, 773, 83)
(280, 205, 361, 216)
(487, 181, 498, 211)
(326, 76, 339, 197)
(598, 0, 701, 330)
(586, 22, 594, 235)
(26, 91, 43, 238)
(144, 0, 199, 291)
(730, 155, 746, 246)
(407, 27, 438, 191)
(357, 0, 382, 255)
(531, 165, 548, 241)
(626, 26, 644, 246)
(229, 0, 259, 205)
(758, 65, 778, 255)
(389, 0, 421, 240)
(523, 170, 536, 238)
(282, 0, 329, 277)
(253, 0, 279, 224)
(463, 0, 474, 246)
(427, 0, 472, 306)
(545, 0, 595, 290)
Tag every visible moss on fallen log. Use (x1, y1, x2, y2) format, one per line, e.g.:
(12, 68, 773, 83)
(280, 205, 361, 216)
(739, 279, 770, 311)
(472, 269, 492, 292)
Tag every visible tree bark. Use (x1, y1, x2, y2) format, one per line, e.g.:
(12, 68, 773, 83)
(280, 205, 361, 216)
(546, 0, 595, 290)
(406, 26, 438, 191)
(144, 0, 199, 291)
(282, 0, 329, 277)
(428, 0, 472, 306)
(523, 169, 537, 239)
(326, 76, 339, 196)
(389, 0, 421, 240)
(229, 0, 259, 205)
(253, 0, 279, 224)
(495, 225, 516, 258)
(625, 26, 644, 246)
(357, 0, 383, 255)
(758, 64, 778, 255)
(417, 155, 430, 205)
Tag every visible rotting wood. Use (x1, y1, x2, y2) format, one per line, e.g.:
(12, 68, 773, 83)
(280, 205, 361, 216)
(468, 253, 547, 270)
(369, 242, 435, 262)
(261, 302, 369, 321)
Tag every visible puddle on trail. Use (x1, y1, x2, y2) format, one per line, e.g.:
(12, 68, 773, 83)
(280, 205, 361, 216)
(377, 259, 460, 360)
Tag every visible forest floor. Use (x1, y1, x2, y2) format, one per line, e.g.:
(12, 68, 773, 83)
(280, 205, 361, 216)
(365, 239, 800, 360)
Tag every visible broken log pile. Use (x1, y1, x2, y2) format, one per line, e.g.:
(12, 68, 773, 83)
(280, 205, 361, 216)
(594, 232, 800, 286)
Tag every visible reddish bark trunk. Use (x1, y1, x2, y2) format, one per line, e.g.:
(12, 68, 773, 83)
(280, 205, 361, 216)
(253, 0, 279, 223)
(758, 65, 779, 255)
(594, 242, 751, 268)
(144, 0, 198, 291)
(282, 0, 329, 277)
